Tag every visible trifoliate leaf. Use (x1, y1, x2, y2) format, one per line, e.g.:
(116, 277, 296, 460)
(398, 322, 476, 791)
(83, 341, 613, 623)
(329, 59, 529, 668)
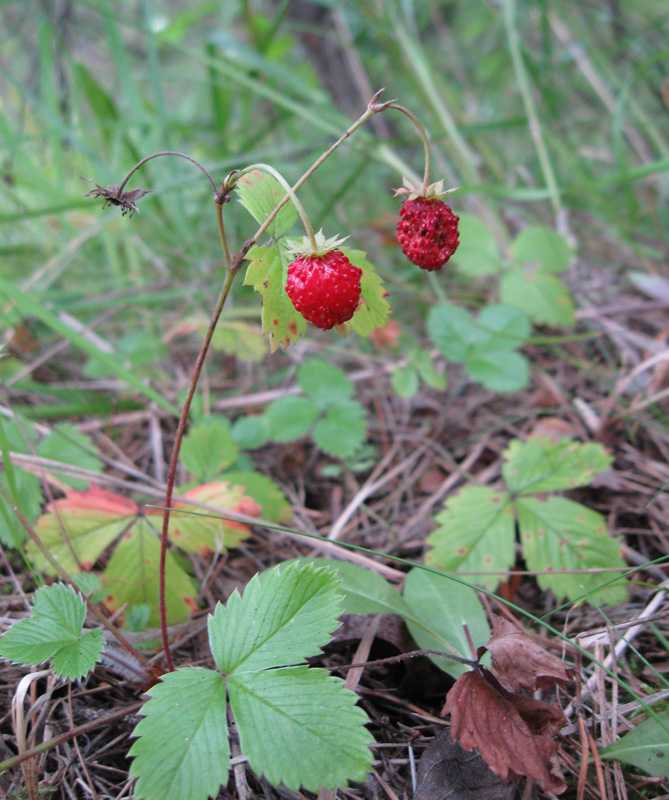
(500, 268, 575, 327)
(103, 519, 197, 627)
(502, 437, 613, 495)
(516, 496, 626, 603)
(235, 169, 297, 239)
(510, 226, 571, 273)
(345, 248, 391, 336)
(228, 666, 373, 791)
(243, 242, 306, 352)
(452, 214, 503, 276)
(208, 561, 342, 674)
(222, 470, 292, 523)
(391, 364, 419, 397)
(427, 487, 516, 591)
(298, 359, 353, 406)
(313, 401, 366, 458)
(403, 567, 489, 678)
(0, 583, 103, 680)
(36, 423, 103, 490)
(180, 416, 239, 482)
(129, 668, 229, 800)
(601, 708, 669, 778)
(265, 395, 320, 441)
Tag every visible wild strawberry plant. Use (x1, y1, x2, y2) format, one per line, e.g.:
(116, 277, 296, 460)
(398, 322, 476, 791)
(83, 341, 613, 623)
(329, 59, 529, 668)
(427, 436, 627, 603)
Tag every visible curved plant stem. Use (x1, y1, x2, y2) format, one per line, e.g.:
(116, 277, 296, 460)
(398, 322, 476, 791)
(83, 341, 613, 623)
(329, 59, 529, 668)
(227, 163, 318, 249)
(386, 103, 432, 193)
(116, 151, 221, 198)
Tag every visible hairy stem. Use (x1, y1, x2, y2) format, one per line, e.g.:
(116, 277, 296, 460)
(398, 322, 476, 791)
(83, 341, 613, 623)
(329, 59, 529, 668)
(116, 151, 221, 198)
(386, 102, 433, 193)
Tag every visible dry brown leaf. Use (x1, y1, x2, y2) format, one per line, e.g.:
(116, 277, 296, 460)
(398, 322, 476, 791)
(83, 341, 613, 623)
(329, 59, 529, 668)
(443, 667, 566, 794)
(480, 618, 574, 692)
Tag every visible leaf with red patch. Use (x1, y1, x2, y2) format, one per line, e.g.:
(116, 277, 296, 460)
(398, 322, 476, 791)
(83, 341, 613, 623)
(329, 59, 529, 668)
(149, 482, 257, 555)
(29, 485, 138, 573)
(443, 667, 566, 794)
(479, 618, 574, 692)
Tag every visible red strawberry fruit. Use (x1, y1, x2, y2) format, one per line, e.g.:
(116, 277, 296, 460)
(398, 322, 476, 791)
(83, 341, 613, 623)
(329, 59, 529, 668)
(285, 233, 362, 331)
(395, 180, 459, 271)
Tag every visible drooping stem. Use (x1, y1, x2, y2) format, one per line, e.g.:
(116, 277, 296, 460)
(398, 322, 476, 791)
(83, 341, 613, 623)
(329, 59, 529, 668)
(116, 151, 221, 198)
(385, 102, 432, 193)
(226, 163, 318, 249)
(158, 266, 237, 671)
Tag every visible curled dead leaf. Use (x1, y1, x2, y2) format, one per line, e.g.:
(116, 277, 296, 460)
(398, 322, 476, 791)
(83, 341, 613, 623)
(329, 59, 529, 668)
(443, 666, 566, 794)
(480, 617, 574, 692)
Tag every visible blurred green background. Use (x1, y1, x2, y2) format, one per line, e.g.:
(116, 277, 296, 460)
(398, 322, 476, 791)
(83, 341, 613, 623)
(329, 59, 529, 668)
(0, 0, 667, 404)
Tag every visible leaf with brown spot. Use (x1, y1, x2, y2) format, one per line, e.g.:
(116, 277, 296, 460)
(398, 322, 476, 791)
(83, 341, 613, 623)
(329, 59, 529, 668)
(443, 667, 566, 794)
(480, 617, 574, 692)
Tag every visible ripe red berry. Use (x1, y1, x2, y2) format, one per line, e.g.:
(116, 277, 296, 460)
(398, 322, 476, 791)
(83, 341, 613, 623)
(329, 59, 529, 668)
(396, 197, 460, 271)
(286, 250, 362, 331)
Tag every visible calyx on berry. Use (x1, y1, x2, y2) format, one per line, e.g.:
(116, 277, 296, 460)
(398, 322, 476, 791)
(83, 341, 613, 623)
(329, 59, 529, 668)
(284, 231, 362, 332)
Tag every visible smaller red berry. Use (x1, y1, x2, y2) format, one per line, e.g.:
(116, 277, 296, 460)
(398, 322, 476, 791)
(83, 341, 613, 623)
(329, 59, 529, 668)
(285, 232, 362, 331)
(395, 179, 459, 271)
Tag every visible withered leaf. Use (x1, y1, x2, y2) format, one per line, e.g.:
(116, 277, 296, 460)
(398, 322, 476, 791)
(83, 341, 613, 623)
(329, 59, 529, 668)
(83, 178, 153, 217)
(415, 728, 514, 800)
(443, 667, 566, 794)
(479, 617, 574, 692)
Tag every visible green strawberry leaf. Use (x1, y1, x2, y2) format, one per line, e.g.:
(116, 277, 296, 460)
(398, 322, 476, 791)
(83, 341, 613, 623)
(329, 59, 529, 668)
(516, 496, 626, 603)
(243, 242, 306, 352)
(427, 302, 478, 362)
(235, 169, 297, 239)
(103, 519, 197, 627)
(129, 668, 230, 800)
(465, 349, 530, 393)
(510, 225, 571, 273)
(410, 348, 447, 390)
(313, 401, 366, 458)
(211, 319, 268, 361)
(391, 364, 419, 397)
(500, 268, 575, 327)
(403, 567, 489, 678)
(228, 665, 373, 791)
(209, 561, 342, 674)
(601, 708, 669, 778)
(474, 303, 531, 350)
(502, 437, 613, 495)
(0, 583, 103, 680)
(36, 423, 104, 490)
(298, 359, 353, 406)
(265, 395, 320, 441)
(345, 248, 391, 336)
(427, 487, 516, 591)
(180, 416, 239, 482)
(452, 214, 503, 276)
(231, 414, 272, 449)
